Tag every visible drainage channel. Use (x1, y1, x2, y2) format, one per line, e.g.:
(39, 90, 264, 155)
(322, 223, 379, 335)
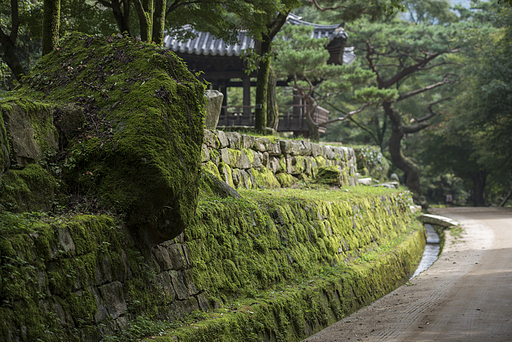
(411, 223, 441, 279)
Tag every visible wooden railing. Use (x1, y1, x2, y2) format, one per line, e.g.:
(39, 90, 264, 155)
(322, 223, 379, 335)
(218, 104, 329, 133)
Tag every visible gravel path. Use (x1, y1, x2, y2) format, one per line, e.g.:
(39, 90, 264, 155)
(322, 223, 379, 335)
(303, 207, 512, 342)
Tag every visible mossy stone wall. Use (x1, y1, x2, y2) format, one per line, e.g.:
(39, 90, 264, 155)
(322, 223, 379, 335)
(202, 130, 358, 189)
(0, 188, 423, 341)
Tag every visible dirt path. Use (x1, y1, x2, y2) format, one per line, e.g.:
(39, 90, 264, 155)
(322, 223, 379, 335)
(303, 207, 512, 342)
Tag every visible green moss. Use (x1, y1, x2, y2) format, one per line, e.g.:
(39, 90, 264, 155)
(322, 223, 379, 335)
(202, 161, 221, 180)
(279, 156, 287, 172)
(251, 167, 281, 189)
(314, 156, 327, 167)
(0, 114, 9, 178)
(0, 211, 162, 341)
(243, 148, 255, 163)
(276, 173, 297, 188)
(160, 220, 424, 342)
(342, 168, 350, 187)
(0, 98, 58, 166)
(315, 165, 342, 186)
(0, 163, 57, 212)
(217, 162, 234, 188)
(292, 155, 307, 174)
(228, 148, 251, 169)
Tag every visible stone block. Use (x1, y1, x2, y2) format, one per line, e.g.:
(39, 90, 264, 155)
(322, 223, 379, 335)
(304, 156, 313, 175)
(242, 135, 255, 149)
(204, 90, 223, 129)
(311, 143, 323, 157)
(253, 137, 271, 152)
(216, 130, 229, 148)
(226, 131, 242, 149)
(231, 168, 240, 187)
(1, 101, 58, 166)
(184, 270, 200, 296)
(167, 244, 187, 271)
(291, 156, 306, 175)
(95, 254, 113, 286)
(252, 151, 263, 169)
(58, 226, 76, 255)
(170, 270, 189, 300)
(153, 271, 175, 300)
(238, 169, 252, 189)
(228, 148, 251, 169)
(279, 140, 301, 155)
(203, 130, 218, 149)
(325, 146, 335, 160)
(268, 141, 281, 156)
(300, 141, 312, 156)
(201, 144, 210, 162)
(262, 152, 270, 168)
(220, 148, 230, 164)
(153, 245, 173, 271)
(98, 281, 127, 320)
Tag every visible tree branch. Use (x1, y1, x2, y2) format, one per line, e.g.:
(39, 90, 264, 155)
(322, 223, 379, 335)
(10, 0, 19, 42)
(96, 0, 113, 8)
(397, 76, 454, 102)
(419, 61, 462, 70)
(307, 0, 347, 12)
(403, 97, 452, 133)
(319, 101, 376, 126)
(267, 11, 289, 39)
(366, 40, 383, 86)
(381, 50, 458, 88)
(324, 101, 381, 145)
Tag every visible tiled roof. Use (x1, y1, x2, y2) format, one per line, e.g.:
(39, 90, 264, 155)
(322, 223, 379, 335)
(164, 13, 349, 58)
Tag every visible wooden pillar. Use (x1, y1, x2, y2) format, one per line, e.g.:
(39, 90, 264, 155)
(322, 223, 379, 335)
(243, 76, 251, 117)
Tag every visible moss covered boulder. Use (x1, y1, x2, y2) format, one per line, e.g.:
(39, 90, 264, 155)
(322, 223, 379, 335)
(14, 33, 205, 243)
(316, 165, 342, 186)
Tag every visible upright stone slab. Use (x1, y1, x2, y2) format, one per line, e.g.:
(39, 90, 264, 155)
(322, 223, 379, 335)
(204, 90, 223, 129)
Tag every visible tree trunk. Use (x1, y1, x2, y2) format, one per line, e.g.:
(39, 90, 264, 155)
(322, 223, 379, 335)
(254, 12, 288, 133)
(500, 183, 512, 207)
(152, 0, 166, 45)
(254, 38, 271, 132)
(471, 170, 487, 206)
(134, 0, 153, 42)
(42, 0, 61, 56)
(110, 0, 131, 36)
(305, 98, 320, 142)
(0, 32, 24, 80)
(384, 101, 421, 193)
(0, 0, 24, 80)
(267, 64, 279, 131)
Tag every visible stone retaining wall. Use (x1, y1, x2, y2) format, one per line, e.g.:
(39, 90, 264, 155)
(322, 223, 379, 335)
(201, 130, 358, 189)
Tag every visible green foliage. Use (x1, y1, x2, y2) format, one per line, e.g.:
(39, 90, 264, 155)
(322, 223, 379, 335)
(100, 315, 178, 342)
(418, 2, 512, 204)
(273, 24, 385, 141)
(354, 146, 389, 180)
(402, 0, 458, 24)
